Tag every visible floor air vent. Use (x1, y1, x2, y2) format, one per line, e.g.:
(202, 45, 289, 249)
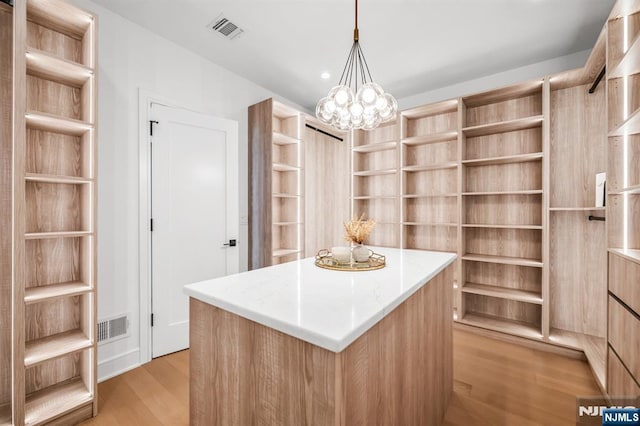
(208, 14, 244, 40)
(98, 314, 130, 345)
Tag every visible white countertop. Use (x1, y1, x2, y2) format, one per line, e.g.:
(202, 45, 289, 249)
(184, 248, 456, 352)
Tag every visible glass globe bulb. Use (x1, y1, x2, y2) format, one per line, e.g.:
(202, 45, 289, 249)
(375, 95, 388, 111)
(357, 82, 384, 107)
(315, 97, 332, 124)
(379, 93, 398, 122)
(329, 85, 354, 108)
(325, 99, 337, 114)
(362, 113, 382, 130)
(350, 102, 364, 118)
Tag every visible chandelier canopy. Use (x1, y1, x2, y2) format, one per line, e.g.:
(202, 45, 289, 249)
(315, 0, 397, 131)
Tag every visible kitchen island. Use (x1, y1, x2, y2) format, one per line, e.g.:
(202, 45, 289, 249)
(184, 248, 456, 426)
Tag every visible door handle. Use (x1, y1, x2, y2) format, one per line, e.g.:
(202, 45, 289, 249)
(222, 239, 237, 247)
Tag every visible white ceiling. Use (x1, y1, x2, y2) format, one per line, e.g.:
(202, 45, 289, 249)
(92, 0, 614, 110)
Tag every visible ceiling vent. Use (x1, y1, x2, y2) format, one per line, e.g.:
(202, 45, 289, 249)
(208, 14, 244, 40)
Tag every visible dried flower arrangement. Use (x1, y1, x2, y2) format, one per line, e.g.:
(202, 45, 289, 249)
(343, 213, 376, 245)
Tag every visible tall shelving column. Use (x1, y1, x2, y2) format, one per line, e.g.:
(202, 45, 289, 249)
(271, 102, 304, 265)
(248, 98, 305, 269)
(457, 81, 547, 341)
(606, 8, 640, 397)
(399, 100, 460, 317)
(351, 119, 400, 247)
(13, 0, 98, 424)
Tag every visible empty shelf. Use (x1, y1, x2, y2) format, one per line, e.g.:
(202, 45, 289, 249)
(403, 193, 458, 198)
(402, 131, 458, 146)
(403, 222, 457, 227)
(402, 162, 457, 172)
(608, 248, 640, 265)
(272, 222, 301, 226)
(272, 131, 300, 145)
(461, 283, 542, 304)
(272, 249, 301, 258)
(462, 224, 542, 230)
(26, 47, 93, 88)
(609, 106, 640, 137)
(353, 168, 397, 177)
(25, 329, 92, 367)
(462, 152, 543, 167)
(272, 163, 300, 172)
(25, 281, 92, 304)
(25, 378, 93, 426)
(462, 115, 543, 138)
(458, 312, 542, 340)
(25, 231, 92, 240)
(352, 141, 397, 152)
(402, 99, 458, 118)
(28, 0, 94, 39)
(353, 195, 396, 200)
(26, 111, 93, 136)
(609, 31, 640, 78)
(25, 173, 92, 184)
(272, 193, 301, 198)
(550, 207, 606, 211)
(462, 253, 543, 268)
(462, 190, 543, 196)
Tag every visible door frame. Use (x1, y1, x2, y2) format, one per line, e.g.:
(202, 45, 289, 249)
(138, 89, 239, 363)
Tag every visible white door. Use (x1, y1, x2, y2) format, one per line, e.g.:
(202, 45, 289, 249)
(150, 103, 238, 358)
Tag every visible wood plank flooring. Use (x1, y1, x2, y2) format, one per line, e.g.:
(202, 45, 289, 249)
(80, 329, 601, 426)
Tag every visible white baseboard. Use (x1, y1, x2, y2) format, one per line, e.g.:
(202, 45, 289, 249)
(98, 348, 141, 382)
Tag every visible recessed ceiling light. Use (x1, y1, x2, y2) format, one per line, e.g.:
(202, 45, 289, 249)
(320, 72, 331, 80)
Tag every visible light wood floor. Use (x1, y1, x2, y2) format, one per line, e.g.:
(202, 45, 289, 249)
(80, 329, 601, 426)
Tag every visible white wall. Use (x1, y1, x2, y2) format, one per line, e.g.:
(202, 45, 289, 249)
(397, 49, 591, 109)
(69, 0, 303, 381)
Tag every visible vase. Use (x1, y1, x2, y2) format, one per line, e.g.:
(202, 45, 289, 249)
(331, 246, 351, 264)
(352, 244, 372, 262)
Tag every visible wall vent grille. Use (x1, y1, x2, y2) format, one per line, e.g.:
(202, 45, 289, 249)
(208, 14, 244, 40)
(98, 314, 130, 345)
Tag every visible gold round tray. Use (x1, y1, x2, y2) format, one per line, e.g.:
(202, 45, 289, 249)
(314, 249, 386, 271)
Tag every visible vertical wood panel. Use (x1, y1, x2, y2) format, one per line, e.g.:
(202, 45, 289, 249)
(0, 3, 12, 417)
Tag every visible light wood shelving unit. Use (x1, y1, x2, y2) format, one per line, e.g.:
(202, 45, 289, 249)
(249, 99, 305, 268)
(606, 6, 640, 398)
(400, 100, 461, 316)
(351, 119, 401, 247)
(4, 0, 98, 424)
(457, 80, 547, 339)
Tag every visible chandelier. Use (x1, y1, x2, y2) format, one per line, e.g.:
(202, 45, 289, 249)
(315, 0, 397, 131)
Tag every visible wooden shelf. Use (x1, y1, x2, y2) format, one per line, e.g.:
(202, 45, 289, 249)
(609, 31, 640, 78)
(462, 253, 543, 268)
(25, 378, 92, 426)
(462, 115, 543, 138)
(26, 47, 93, 88)
(24, 231, 92, 240)
(403, 193, 458, 198)
(272, 222, 301, 226)
(353, 168, 397, 177)
(402, 99, 458, 119)
(272, 249, 301, 258)
(614, 184, 640, 194)
(462, 190, 543, 196)
(548, 329, 606, 390)
(462, 152, 543, 167)
(609, 248, 640, 265)
(353, 196, 396, 200)
(272, 131, 299, 146)
(25, 111, 92, 136)
(403, 222, 457, 227)
(549, 207, 606, 211)
(273, 193, 301, 198)
(458, 312, 542, 340)
(25, 173, 92, 184)
(27, 0, 94, 39)
(24, 330, 92, 367)
(25, 281, 92, 304)
(272, 163, 299, 172)
(402, 162, 457, 172)
(402, 131, 458, 146)
(352, 141, 397, 153)
(462, 224, 543, 230)
(609, 106, 640, 137)
(461, 282, 543, 304)
(463, 80, 542, 107)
